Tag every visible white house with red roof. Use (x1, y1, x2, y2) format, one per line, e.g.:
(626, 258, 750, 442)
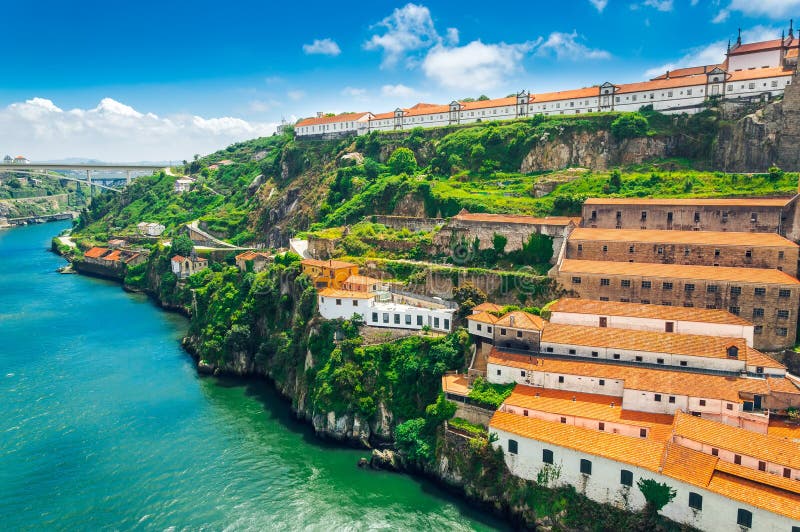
(171, 254, 208, 279)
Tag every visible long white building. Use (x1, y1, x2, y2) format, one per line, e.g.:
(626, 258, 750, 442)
(295, 26, 800, 138)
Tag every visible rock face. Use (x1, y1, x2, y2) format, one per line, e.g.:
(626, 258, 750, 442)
(714, 71, 800, 172)
(519, 131, 677, 173)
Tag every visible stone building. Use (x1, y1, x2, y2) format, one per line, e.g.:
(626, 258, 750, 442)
(581, 197, 800, 241)
(555, 259, 800, 351)
(565, 227, 799, 277)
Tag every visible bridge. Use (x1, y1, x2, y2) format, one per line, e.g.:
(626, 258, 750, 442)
(0, 163, 166, 193)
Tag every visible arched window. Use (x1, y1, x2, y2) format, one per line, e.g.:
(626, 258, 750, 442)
(727, 346, 739, 358)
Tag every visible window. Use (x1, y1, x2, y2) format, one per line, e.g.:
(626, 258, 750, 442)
(516, 331, 523, 338)
(737, 509, 752, 528)
(640, 428, 647, 438)
(754, 287, 766, 296)
(730, 286, 742, 296)
(580, 459, 592, 475)
(688, 492, 703, 511)
(508, 439, 518, 454)
(405, 314, 412, 325)
(383, 313, 390, 323)
(577, 243, 583, 252)
(680, 361, 688, 367)
(600, 278, 610, 286)
(707, 285, 718, 293)
(711, 447, 718, 456)
(629, 245, 635, 253)
(778, 310, 790, 319)
(543, 449, 554, 464)
(778, 327, 789, 337)
(394, 314, 401, 324)
(685, 284, 695, 292)
(654, 394, 662, 402)
(668, 396, 676, 403)
(734, 454, 742, 465)
(599, 422, 605, 431)
(572, 276, 582, 284)
(779, 289, 791, 298)
(745, 250, 752, 258)
(779, 250, 785, 260)
(657, 358, 665, 365)
(560, 417, 567, 424)
(444, 319, 450, 330)
(621, 280, 631, 288)
(727, 403, 734, 411)
(434, 317, 440, 328)
(599, 379, 605, 386)
(641, 211, 647, 221)
(784, 468, 792, 479)
(642, 281, 651, 289)
(546, 347, 554, 353)
(758, 461, 766, 472)
(591, 351, 599, 358)
(417, 315, 423, 326)
(729, 306, 740, 315)
(476, 324, 482, 331)
(699, 399, 706, 406)
(613, 353, 621, 360)
(657, 247, 664, 255)
(335, 298, 342, 306)
(558, 376, 565, 383)
(663, 282, 673, 291)
(352, 300, 359, 307)
(694, 212, 700, 223)
(496, 369, 501, 376)
(752, 308, 764, 318)
(568, 348, 576, 355)
(620, 470, 633, 486)
(500, 328, 507, 336)
(372, 312, 378, 322)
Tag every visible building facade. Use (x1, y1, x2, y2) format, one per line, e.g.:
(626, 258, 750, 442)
(300, 259, 359, 290)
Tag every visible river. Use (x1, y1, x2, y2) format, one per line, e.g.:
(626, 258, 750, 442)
(0, 222, 506, 531)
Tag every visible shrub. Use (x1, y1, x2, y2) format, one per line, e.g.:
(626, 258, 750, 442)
(387, 147, 418, 175)
(611, 113, 648, 139)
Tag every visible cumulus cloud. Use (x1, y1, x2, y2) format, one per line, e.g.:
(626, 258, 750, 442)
(724, 0, 800, 18)
(381, 84, 418, 98)
(302, 38, 341, 56)
(642, 0, 673, 11)
(0, 97, 278, 161)
(712, 9, 730, 24)
(536, 31, 612, 60)
(364, 3, 442, 67)
(588, 0, 608, 12)
(643, 25, 779, 78)
(422, 41, 536, 91)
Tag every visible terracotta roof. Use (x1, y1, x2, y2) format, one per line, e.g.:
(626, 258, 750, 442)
(490, 410, 666, 472)
(727, 65, 795, 81)
(767, 375, 800, 394)
(84, 247, 109, 259)
(468, 311, 500, 324)
(650, 64, 722, 80)
(103, 250, 121, 262)
(472, 302, 504, 313)
(787, 48, 799, 59)
(549, 298, 752, 326)
(370, 111, 395, 120)
(569, 227, 797, 248)
(488, 349, 771, 402)
(123, 253, 142, 264)
(559, 258, 800, 285)
(767, 420, 800, 441)
(542, 322, 748, 361)
(729, 38, 784, 55)
(402, 103, 450, 117)
(502, 385, 674, 440)
(530, 86, 600, 103)
(745, 348, 787, 370)
(171, 255, 186, 262)
(672, 410, 800, 469)
(343, 274, 382, 285)
(453, 213, 580, 226)
(296, 112, 371, 128)
(715, 460, 800, 495)
(317, 288, 374, 300)
(495, 311, 545, 331)
(583, 196, 795, 206)
(459, 96, 517, 110)
(660, 441, 719, 487)
(301, 258, 358, 269)
(616, 76, 707, 95)
(236, 251, 258, 261)
(194, 256, 208, 263)
(706, 471, 800, 521)
(442, 373, 470, 397)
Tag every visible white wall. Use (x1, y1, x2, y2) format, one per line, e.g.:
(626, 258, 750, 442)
(467, 319, 494, 339)
(318, 295, 367, 321)
(318, 295, 454, 332)
(673, 435, 799, 480)
(491, 429, 798, 532)
(729, 50, 782, 71)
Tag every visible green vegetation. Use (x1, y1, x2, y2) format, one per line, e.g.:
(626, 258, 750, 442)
(638, 478, 677, 519)
(467, 377, 514, 409)
(449, 417, 487, 438)
(611, 113, 649, 139)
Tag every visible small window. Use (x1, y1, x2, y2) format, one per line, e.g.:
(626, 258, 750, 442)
(620, 469, 633, 486)
(758, 461, 766, 471)
(699, 399, 706, 406)
(657, 358, 665, 365)
(784, 468, 791, 478)
(745, 250, 752, 258)
(372, 312, 378, 322)
(416, 315, 423, 326)
(736, 509, 752, 528)
(680, 361, 687, 367)
(734, 454, 742, 465)
(394, 314, 401, 324)
(668, 396, 675, 403)
(599, 422, 605, 431)
(752, 308, 764, 318)
(496, 369, 501, 376)
(729, 306, 740, 316)
(694, 212, 700, 223)
(727, 403, 734, 411)
(568, 348, 576, 355)
(707, 285, 718, 293)
(778, 327, 788, 337)
(779, 288, 791, 298)
(639, 428, 647, 438)
(621, 280, 631, 288)
(778, 310, 790, 319)
(654, 394, 662, 402)
(599, 379, 605, 386)
(711, 448, 719, 456)
(629, 245, 635, 253)
(405, 314, 412, 325)
(600, 278, 610, 286)
(591, 351, 599, 358)
(433, 317, 440, 329)
(543, 449, 554, 464)
(663, 282, 673, 290)
(560, 417, 567, 424)
(383, 313, 390, 323)
(352, 300, 358, 307)
(635, 356, 643, 362)
(684, 284, 695, 292)
(657, 247, 664, 255)
(613, 353, 621, 360)
(731, 286, 742, 296)
(754, 287, 766, 296)
(516, 330, 523, 338)
(335, 298, 342, 306)
(688, 492, 703, 510)
(580, 459, 592, 475)
(558, 376, 565, 383)
(572, 276, 582, 284)
(500, 328, 507, 336)
(641, 281, 651, 289)
(508, 439, 518, 454)
(602, 245, 608, 253)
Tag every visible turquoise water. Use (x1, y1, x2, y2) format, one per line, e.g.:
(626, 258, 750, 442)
(0, 222, 505, 531)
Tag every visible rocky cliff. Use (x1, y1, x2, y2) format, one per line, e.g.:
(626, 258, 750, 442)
(714, 71, 800, 172)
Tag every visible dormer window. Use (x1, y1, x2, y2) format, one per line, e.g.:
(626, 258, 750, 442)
(727, 346, 739, 359)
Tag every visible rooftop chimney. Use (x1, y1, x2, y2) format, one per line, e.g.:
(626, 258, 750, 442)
(316, 111, 324, 118)
(737, 28, 742, 47)
(790, 19, 795, 40)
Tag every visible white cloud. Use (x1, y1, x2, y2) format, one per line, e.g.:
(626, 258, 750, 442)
(364, 3, 441, 67)
(643, 25, 780, 78)
(0, 97, 277, 161)
(445, 27, 459, 45)
(422, 40, 535, 91)
(725, 0, 800, 19)
(302, 38, 341, 56)
(588, 0, 608, 12)
(642, 0, 673, 11)
(287, 90, 305, 101)
(536, 31, 611, 60)
(341, 87, 367, 98)
(381, 84, 418, 98)
(712, 9, 730, 24)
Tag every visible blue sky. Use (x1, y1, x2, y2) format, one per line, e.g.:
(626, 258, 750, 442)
(1, 0, 798, 160)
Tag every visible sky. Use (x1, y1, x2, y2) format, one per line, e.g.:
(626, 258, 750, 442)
(1, 0, 799, 161)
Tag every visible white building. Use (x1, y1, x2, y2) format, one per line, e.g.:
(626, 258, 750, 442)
(317, 288, 454, 333)
(12, 155, 29, 164)
(170, 254, 208, 279)
(173, 177, 194, 193)
(137, 222, 165, 237)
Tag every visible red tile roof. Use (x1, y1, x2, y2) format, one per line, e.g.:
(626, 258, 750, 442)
(650, 65, 722, 80)
(171, 255, 187, 262)
(301, 258, 358, 270)
(729, 38, 784, 55)
(549, 298, 752, 326)
(84, 247, 109, 259)
(459, 96, 517, 110)
(569, 227, 797, 248)
(296, 112, 371, 128)
(454, 212, 579, 226)
(531, 86, 600, 103)
(727, 66, 795, 81)
(583, 196, 795, 206)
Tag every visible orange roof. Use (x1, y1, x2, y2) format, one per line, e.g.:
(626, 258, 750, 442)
(660, 441, 719, 487)
(727, 65, 795, 82)
(650, 64, 722, 80)
(453, 212, 579, 226)
(296, 112, 371, 128)
(531, 86, 600, 103)
(370, 111, 395, 120)
(729, 38, 784, 55)
(569, 227, 797, 248)
(235, 251, 258, 261)
(488, 349, 770, 402)
(317, 288, 374, 299)
(767, 375, 800, 394)
(301, 258, 358, 270)
(767, 420, 800, 441)
(706, 470, 800, 521)
(715, 460, 800, 495)
(459, 96, 517, 110)
(559, 259, 800, 285)
(787, 48, 799, 59)
(468, 311, 500, 324)
(402, 103, 450, 117)
(502, 385, 674, 440)
(549, 298, 752, 326)
(171, 255, 186, 262)
(343, 274, 382, 285)
(542, 322, 748, 361)
(673, 410, 800, 469)
(490, 410, 666, 472)
(472, 302, 504, 313)
(442, 373, 471, 397)
(495, 311, 545, 331)
(583, 196, 794, 206)
(616, 76, 708, 95)
(84, 247, 109, 259)
(746, 348, 787, 370)
(103, 250, 121, 262)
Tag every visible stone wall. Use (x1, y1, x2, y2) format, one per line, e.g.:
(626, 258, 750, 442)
(307, 236, 336, 259)
(368, 215, 445, 232)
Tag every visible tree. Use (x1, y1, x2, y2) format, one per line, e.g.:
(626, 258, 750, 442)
(510, 233, 553, 266)
(453, 282, 488, 319)
(768, 165, 784, 180)
(172, 234, 194, 257)
(492, 233, 507, 255)
(608, 169, 623, 192)
(477, 94, 490, 101)
(637, 478, 676, 519)
(611, 113, 649, 139)
(387, 147, 417, 175)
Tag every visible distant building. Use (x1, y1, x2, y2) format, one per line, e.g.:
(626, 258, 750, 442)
(3, 155, 12, 164)
(300, 259, 359, 290)
(171, 254, 208, 279)
(234, 250, 271, 273)
(137, 222, 165, 237)
(173, 177, 194, 193)
(12, 155, 29, 164)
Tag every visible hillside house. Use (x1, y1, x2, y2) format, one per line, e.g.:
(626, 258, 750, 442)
(171, 254, 208, 279)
